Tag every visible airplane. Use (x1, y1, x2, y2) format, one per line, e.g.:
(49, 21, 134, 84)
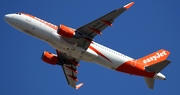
(4, 2, 171, 89)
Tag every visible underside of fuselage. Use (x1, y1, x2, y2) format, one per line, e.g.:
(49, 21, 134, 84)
(4, 2, 171, 89)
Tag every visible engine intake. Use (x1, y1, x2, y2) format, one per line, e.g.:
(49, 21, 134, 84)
(41, 51, 58, 65)
(57, 24, 75, 38)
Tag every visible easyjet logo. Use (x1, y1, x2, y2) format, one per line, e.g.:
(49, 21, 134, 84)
(143, 51, 167, 64)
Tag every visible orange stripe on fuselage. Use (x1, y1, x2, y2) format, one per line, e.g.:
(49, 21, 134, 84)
(116, 60, 155, 78)
(20, 13, 58, 30)
(89, 45, 112, 63)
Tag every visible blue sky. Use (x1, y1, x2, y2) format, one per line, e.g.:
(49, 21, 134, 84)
(1, 0, 180, 95)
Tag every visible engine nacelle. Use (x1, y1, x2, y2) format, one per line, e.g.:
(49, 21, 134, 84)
(57, 24, 75, 38)
(41, 51, 58, 65)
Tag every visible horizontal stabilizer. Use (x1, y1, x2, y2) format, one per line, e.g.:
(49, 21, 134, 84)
(145, 60, 171, 73)
(144, 77, 155, 89)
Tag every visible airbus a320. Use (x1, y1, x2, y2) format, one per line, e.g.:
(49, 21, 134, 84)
(4, 2, 171, 89)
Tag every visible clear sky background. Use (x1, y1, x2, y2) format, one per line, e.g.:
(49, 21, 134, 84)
(1, 0, 180, 95)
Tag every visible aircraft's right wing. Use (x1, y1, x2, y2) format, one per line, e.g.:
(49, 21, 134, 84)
(61, 61, 83, 89)
(56, 50, 83, 89)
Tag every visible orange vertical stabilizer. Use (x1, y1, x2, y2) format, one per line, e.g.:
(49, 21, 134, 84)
(136, 49, 170, 66)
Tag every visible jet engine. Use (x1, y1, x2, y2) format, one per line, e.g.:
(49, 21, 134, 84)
(57, 24, 75, 38)
(41, 51, 58, 65)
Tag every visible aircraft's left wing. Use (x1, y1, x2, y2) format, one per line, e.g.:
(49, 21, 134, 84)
(56, 50, 83, 89)
(77, 2, 134, 37)
(63, 2, 134, 49)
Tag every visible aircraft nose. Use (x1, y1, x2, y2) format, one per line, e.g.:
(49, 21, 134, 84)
(4, 14, 13, 23)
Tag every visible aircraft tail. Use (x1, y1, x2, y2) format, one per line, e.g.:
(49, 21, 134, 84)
(144, 77, 155, 89)
(137, 49, 170, 68)
(136, 49, 171, 89)
(145, 60, 171, 73)
(144, 60, 171, 89)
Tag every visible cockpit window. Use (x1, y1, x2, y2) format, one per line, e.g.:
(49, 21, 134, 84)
(16, 12, 21, 15)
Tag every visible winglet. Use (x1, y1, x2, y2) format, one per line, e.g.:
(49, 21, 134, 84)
(76, 83, 84, 90)
(124, 2, 135, 9)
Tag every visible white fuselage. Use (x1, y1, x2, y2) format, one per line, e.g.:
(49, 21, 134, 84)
(4, 2, 168, 89)
(4, 13, 133, 70)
